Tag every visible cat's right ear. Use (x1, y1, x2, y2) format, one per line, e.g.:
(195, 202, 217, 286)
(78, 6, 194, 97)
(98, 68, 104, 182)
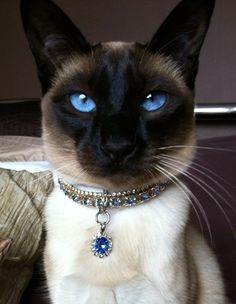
(21, 0, 90, 93)
(147, 0, 215, 92)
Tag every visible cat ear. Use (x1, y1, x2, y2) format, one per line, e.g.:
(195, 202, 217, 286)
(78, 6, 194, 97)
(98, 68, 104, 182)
(21, 0, 90, 93)
(147, 0, 215, 91)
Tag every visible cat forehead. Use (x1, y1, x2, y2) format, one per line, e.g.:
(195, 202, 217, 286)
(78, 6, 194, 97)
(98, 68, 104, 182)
(50, 41, 186, 94)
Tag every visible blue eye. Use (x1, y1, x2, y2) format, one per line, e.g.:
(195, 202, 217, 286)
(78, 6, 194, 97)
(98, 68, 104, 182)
(141, 92, 167, 112)
(70, 93, 96, 113)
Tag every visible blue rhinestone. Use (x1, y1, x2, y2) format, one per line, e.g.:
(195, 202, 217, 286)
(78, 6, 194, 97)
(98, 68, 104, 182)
(141, 192, 149, 201)
(154, 186, 160, 195)
(84, 198, 91, 205)
(94, 236, 110, 254)
(111, 198, 120, 207)
(96, 198, 104, 207)
(126, 196, 136, 205)
(72, 195, 79, 202)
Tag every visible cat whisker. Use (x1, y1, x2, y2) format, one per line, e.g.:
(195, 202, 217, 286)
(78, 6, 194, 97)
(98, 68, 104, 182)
(158, 145, 236, 153)
(28, 164, 88, 203)
(158, 159, 236, 240)
(159, 154, 236, 210)
(149, 162, 207, 242)
(27, 162, 80, 186)
(159, 153, 236, 191)
(144, 167, 157, 180)
(159, 156, 235, 214)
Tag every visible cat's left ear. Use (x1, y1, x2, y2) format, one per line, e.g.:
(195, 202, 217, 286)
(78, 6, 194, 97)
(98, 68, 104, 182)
(21, 0, 91, 93)
(147, 0, 215, 91)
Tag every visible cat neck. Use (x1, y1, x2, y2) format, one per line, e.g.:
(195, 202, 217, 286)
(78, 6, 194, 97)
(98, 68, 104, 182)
(58, 178, 169, 210)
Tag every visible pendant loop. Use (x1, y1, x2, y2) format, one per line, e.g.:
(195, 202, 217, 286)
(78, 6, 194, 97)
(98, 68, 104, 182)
(96, 208, 110, 226)
(92, 207, 113, 258)
(100, 224, 106, 234)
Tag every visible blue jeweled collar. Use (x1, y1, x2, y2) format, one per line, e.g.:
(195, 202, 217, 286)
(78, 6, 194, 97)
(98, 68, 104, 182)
(58, 179, 169, 258)
(58, 179, 168, 208)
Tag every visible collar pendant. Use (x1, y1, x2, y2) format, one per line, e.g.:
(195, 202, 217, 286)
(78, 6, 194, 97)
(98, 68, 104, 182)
(91, 206, 112, 258)
(58, 179, 168, 258)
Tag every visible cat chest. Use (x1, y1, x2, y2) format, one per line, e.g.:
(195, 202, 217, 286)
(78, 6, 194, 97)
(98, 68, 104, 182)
(44, 186, 188, 286)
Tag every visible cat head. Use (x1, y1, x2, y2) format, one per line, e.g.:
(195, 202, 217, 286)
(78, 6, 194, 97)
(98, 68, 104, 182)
(21, 0, 215, 191)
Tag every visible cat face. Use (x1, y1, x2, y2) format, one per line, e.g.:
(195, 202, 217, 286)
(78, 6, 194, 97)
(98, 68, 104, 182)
(21, 0, 215, 190)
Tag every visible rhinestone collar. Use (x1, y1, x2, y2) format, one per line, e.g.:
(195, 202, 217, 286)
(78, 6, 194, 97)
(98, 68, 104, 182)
(58, 178, 169, 258)
(58, 178, 168, 209)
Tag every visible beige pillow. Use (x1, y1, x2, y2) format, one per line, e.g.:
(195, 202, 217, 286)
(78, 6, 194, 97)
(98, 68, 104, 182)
(0, 136, 45, 162)
(0, 168, 53, 304)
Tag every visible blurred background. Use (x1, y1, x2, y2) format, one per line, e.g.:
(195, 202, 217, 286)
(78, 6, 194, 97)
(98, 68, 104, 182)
(0, 0, 236, 103)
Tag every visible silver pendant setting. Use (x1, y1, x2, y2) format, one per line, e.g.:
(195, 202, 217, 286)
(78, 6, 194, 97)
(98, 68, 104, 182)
(91, 207, 112, 258)
(91, 233, 113, 258)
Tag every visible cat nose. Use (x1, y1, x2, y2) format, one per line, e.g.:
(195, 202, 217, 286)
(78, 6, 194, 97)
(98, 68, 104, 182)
(101, 139, 136, 164)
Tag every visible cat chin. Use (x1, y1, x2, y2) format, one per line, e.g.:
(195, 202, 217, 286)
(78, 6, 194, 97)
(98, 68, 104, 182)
(76, 143, 196, 192)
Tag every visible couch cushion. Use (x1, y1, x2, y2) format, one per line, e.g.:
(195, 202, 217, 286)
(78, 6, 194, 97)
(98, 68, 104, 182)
(0, 168, 53, 304)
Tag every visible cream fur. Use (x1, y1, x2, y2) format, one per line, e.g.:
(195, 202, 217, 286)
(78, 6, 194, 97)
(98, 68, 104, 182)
(44, 182, 227, 303)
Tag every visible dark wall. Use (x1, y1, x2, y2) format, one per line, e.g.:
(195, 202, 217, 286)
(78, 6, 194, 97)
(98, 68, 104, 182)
(0, 0, 236, 103)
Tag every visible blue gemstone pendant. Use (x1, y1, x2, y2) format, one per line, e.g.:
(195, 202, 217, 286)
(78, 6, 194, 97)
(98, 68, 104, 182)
(91, 233, 113, 258)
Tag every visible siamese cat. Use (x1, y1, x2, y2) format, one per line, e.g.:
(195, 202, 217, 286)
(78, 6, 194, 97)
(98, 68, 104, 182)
(21, 0, 228, 303)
